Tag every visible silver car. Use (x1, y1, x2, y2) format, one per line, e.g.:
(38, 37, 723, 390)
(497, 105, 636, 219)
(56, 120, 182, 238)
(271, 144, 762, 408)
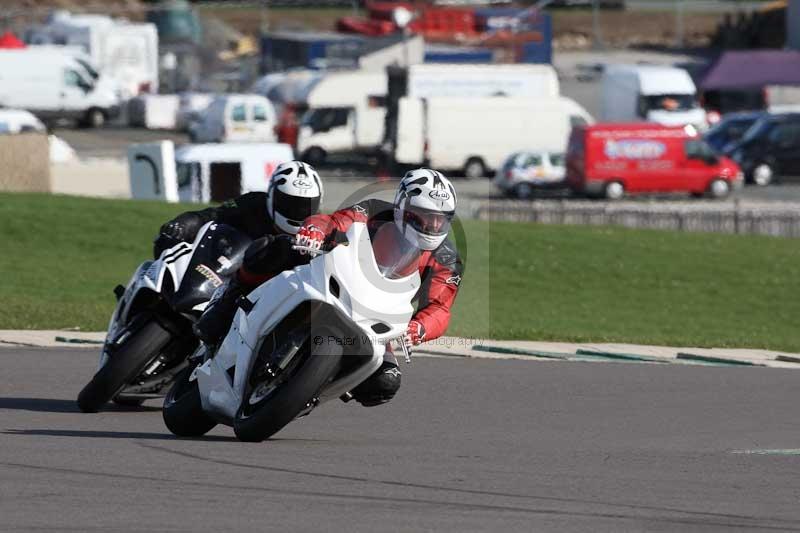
(493, 151, 566, 199)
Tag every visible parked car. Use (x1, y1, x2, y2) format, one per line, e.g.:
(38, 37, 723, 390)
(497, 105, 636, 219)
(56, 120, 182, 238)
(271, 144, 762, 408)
(0, 108, 46, 134)
(704, 111, 764, 153)
(725, 113, 800, 186)
(189, 94, 277, 143)
(566, 123, 742, 200)
(493, 151, 566, 198)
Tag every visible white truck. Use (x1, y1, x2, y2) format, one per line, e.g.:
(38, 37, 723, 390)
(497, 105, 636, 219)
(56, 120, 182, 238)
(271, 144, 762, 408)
(601, 65, 707, 130)
(406, 63, 559, 99)
(296, 64, 560, 166)
(296, 70, 387, 166)
(0, 47, 120, 127)
(394, 96, 594, 178)
(26, 11, 158, 98)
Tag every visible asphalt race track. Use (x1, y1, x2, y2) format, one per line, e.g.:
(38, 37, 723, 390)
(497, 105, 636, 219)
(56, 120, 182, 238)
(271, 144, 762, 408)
(3, 347, 800, 532)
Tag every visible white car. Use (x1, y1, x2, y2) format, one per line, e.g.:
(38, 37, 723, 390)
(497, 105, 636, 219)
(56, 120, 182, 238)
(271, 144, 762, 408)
(0, 109, 46, 134)
(493, 151, 566, 199)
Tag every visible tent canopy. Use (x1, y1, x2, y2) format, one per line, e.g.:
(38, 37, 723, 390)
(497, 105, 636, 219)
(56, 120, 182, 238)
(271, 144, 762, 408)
(700, 50, 800, 90)
(0, 31, 25, 49)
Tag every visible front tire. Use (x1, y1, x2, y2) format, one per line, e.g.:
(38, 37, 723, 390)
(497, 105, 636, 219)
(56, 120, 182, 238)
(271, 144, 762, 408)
(708, 178, 731, 199)
(233, 330, 342, 442)
(163, 366, 217, 437)
(77, 319, 172, 413)
(303, 146, 326, 167)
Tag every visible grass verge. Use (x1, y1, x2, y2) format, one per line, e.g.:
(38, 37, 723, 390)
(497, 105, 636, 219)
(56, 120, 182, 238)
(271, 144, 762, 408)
(2, 193, 798, 352)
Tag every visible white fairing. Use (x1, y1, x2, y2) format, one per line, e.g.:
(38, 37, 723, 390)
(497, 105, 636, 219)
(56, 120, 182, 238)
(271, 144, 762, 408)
(196, 222, 420, 423)
(100, 223, 215, 369)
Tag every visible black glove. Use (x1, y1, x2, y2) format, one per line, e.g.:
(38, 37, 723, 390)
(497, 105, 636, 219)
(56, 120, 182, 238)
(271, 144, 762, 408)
(152, 213, 206, 258)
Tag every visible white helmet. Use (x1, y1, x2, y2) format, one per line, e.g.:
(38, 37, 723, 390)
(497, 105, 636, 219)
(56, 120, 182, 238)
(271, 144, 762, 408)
(266, 161, 324, 235)
(393, 168, 457, 250)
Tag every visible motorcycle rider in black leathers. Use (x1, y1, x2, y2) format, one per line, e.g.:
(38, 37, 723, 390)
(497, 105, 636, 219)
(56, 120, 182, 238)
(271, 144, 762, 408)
(153, 160, 323, 345)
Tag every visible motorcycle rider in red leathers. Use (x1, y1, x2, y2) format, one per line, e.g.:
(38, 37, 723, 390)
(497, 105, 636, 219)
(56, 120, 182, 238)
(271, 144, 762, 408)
(293, 168, 463, 406)
(195, 168, 463, 407)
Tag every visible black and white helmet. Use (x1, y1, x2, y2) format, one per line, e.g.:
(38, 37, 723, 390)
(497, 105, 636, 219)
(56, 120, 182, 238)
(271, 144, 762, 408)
(393, 168, 457, 250)
(267, 161, 323, 235)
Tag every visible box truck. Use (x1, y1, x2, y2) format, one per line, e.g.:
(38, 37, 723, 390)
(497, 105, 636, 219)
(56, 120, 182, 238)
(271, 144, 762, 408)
(601, 65, 707, 130)
(26, 11, 158, 98)
(394, 95, 593, 178)
(0, 47, 120, 127)
(297, 63, 560, 166)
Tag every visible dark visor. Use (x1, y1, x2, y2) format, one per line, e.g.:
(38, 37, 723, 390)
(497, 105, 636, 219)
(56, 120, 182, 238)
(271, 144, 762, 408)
(274, 188, 320, 223)
(402, 205, 454, 237)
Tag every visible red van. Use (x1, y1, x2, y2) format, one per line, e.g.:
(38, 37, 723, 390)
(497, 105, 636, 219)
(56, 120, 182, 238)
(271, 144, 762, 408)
(566, 123, 743, 199)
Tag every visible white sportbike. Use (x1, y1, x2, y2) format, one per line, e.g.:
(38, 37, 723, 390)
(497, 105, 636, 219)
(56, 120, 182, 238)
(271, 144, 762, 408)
(162, 222, 420, 442)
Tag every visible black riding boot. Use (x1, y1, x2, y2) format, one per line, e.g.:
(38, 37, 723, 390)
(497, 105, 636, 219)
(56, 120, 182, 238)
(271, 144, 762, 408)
(351, 361, 402, 407)
(193, 278, 246, 346)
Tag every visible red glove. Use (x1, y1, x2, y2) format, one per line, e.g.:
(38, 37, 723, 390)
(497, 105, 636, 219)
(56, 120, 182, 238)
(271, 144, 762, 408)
(404, 320, 426, 347)
(295, 224, 325, 255)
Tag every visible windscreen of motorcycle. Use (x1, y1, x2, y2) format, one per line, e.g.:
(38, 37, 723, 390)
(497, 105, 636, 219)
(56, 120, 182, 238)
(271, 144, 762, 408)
(370, 223, 421, 280)
(171, 224, 251, 311)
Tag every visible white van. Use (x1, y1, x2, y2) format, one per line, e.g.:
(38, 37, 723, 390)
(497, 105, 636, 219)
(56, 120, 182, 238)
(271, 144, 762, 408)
(395, 96, 593, 178)
(26, 10, 159, 98)
(175, 143, 294, 202)
(601, 65, 707, 130)
(189, 94, 277, 144)
(296, 70, 387, 165)
(0, 47, 120, 127)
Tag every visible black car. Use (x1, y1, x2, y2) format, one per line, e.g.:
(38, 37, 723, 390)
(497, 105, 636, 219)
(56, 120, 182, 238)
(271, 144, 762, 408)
(725, 113, 800, 186)
(704, 111, 764, 153)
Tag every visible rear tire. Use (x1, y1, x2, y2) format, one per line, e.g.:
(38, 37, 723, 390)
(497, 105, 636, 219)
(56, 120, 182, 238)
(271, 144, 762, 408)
(604, 181, 625, 200)
(76, 319, 171, 413)
(163, 366, 217, 437)
(83, 108, 105, 129)
(463, 157, 487, 179)
(514, 182, 534, 199)
(233, 329, 342, 442)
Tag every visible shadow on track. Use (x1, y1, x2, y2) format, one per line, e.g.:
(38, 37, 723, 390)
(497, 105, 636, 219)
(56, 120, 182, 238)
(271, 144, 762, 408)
(0, 397, 160, 413)
(3, 428, 238, 442)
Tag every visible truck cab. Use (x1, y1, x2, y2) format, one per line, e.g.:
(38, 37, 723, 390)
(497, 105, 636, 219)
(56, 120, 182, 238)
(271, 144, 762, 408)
(602, 65, 707, 131)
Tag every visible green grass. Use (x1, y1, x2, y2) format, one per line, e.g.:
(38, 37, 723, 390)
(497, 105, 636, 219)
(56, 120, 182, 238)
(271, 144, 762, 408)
(449, 220, 800, 352)
(2, 193, 799, 352)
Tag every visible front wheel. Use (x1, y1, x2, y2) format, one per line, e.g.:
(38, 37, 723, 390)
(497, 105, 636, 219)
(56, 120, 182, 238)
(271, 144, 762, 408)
(233, 331, 342, 442)
(708, 178, 731, 199)
(163, 366, 217, 437)
(303, 147, 326, 167)
(77, 319, 172, 413)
